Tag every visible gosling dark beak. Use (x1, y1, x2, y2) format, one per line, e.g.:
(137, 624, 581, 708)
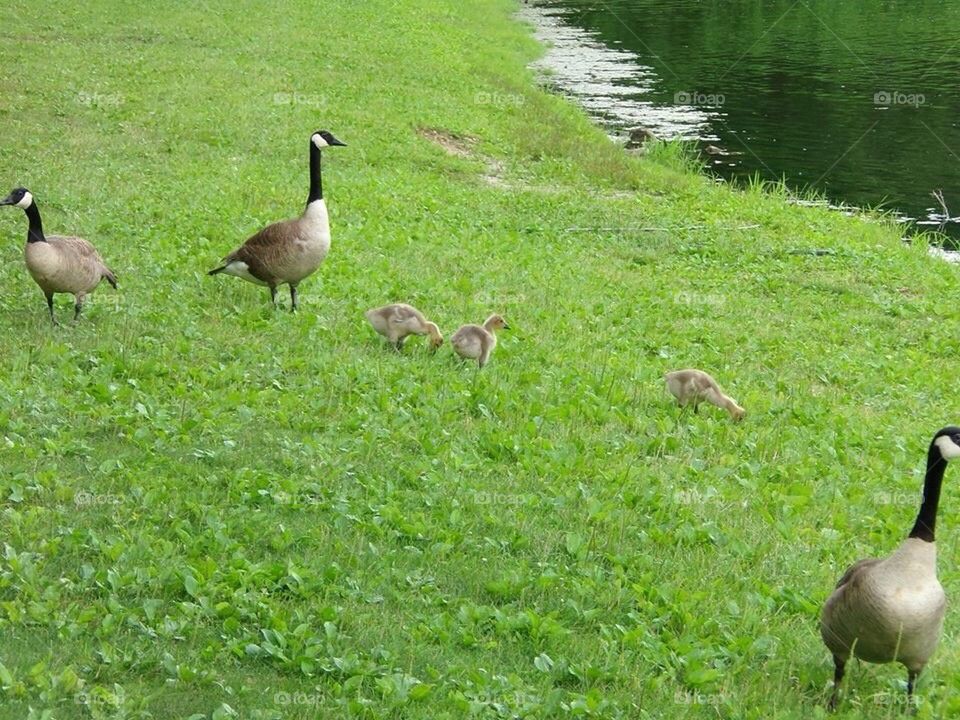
(503, 323, 511, 330)
(327, 134, 347, 147)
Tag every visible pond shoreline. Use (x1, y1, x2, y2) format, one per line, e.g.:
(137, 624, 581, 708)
(518, 0, 960, 253)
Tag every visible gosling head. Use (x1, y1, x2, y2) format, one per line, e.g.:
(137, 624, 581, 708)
(311, 130, 347, 149)
(0, 187, 34, 210)
(729, 404, 746, 422)
(484, 314, 509, 332)
(426, 322, 444, 351)
(932, 426, 960, 460)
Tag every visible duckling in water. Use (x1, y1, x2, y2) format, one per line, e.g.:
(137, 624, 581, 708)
(365, 303, 443, 351)
(451, 314, 508, 368)
(665, 369, 744, 421)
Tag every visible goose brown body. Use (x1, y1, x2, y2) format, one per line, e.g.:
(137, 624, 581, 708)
(821, 540, 945, 670)
(216, 201, 330, 288)
(26, 235, 115, 296)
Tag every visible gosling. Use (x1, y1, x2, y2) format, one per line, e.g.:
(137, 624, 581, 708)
(665, 369, 744, 421)
(1, 187, 117, 323)
(451, 314, 508, 368)
(365, 303, 443, 351)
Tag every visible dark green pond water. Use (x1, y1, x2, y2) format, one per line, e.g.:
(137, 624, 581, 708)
(523, 1, 960, 240)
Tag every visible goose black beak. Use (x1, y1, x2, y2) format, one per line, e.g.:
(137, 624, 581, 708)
(328, 135, 347, 147)
(0, 195, 13, 206)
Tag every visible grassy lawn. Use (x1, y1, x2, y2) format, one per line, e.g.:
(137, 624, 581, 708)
(1, 1, 960, 718)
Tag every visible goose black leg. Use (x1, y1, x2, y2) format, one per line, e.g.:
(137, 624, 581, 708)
(269, 284, 278, 308)
(290, 284, 298, 312)
(74, 301, 82, 321)
(907, 669, 918, 712)
(44, 292, 58, 325)
(828, 655, 845, 710)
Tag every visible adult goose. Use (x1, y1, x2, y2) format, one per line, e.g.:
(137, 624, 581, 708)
(821, 426, 960, 709)
(208, 129, 346, 310)
(0, 187, 117, 323)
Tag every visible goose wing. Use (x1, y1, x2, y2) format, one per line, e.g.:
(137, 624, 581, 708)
(49, 235, 105, 263)
(48, 235, 116, 283)
(833, 558, 881, 590)
(220, 220, 296, 281)
(390, 304, 426, 325)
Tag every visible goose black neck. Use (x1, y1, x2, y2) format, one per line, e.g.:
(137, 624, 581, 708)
(307, 142, 323, 205)
(24, 203, 45, 243)
(909, 443, 946, 542)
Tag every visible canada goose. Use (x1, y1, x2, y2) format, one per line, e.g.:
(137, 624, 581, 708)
(365, 303, 443, 351)
(208, 129, 346, 311)
(821, 426, 960, 709)
(451, 314, 508, 368)
(664, 369, 744, 421)
(0, 187, 117, 323)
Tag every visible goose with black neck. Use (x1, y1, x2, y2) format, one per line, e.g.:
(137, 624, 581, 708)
(821, 426, 960, 709)
(0, 187, 117, 323)
(208, 129, 346, 311)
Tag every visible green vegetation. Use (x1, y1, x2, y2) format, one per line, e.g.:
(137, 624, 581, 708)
(1, 1, 959, 718)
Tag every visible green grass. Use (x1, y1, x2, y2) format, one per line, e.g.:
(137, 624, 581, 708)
(1, 1, 960, 718)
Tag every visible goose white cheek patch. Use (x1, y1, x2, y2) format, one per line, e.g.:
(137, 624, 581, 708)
(935, 435, 960, 460)
(16, 192, 33, 209)
(311, 134, 328, 149)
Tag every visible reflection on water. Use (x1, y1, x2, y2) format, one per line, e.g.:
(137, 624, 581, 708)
(520, 0, 960, 241)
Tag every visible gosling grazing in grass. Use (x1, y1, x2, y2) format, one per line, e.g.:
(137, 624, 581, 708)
(366, 303, 443, 351)
(451, 314, 508, 368)
(0, 187, 117, 323)
(821, 426, 960, 709)
(664, 369, 744, 421)
(208, 130, 346, 311)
